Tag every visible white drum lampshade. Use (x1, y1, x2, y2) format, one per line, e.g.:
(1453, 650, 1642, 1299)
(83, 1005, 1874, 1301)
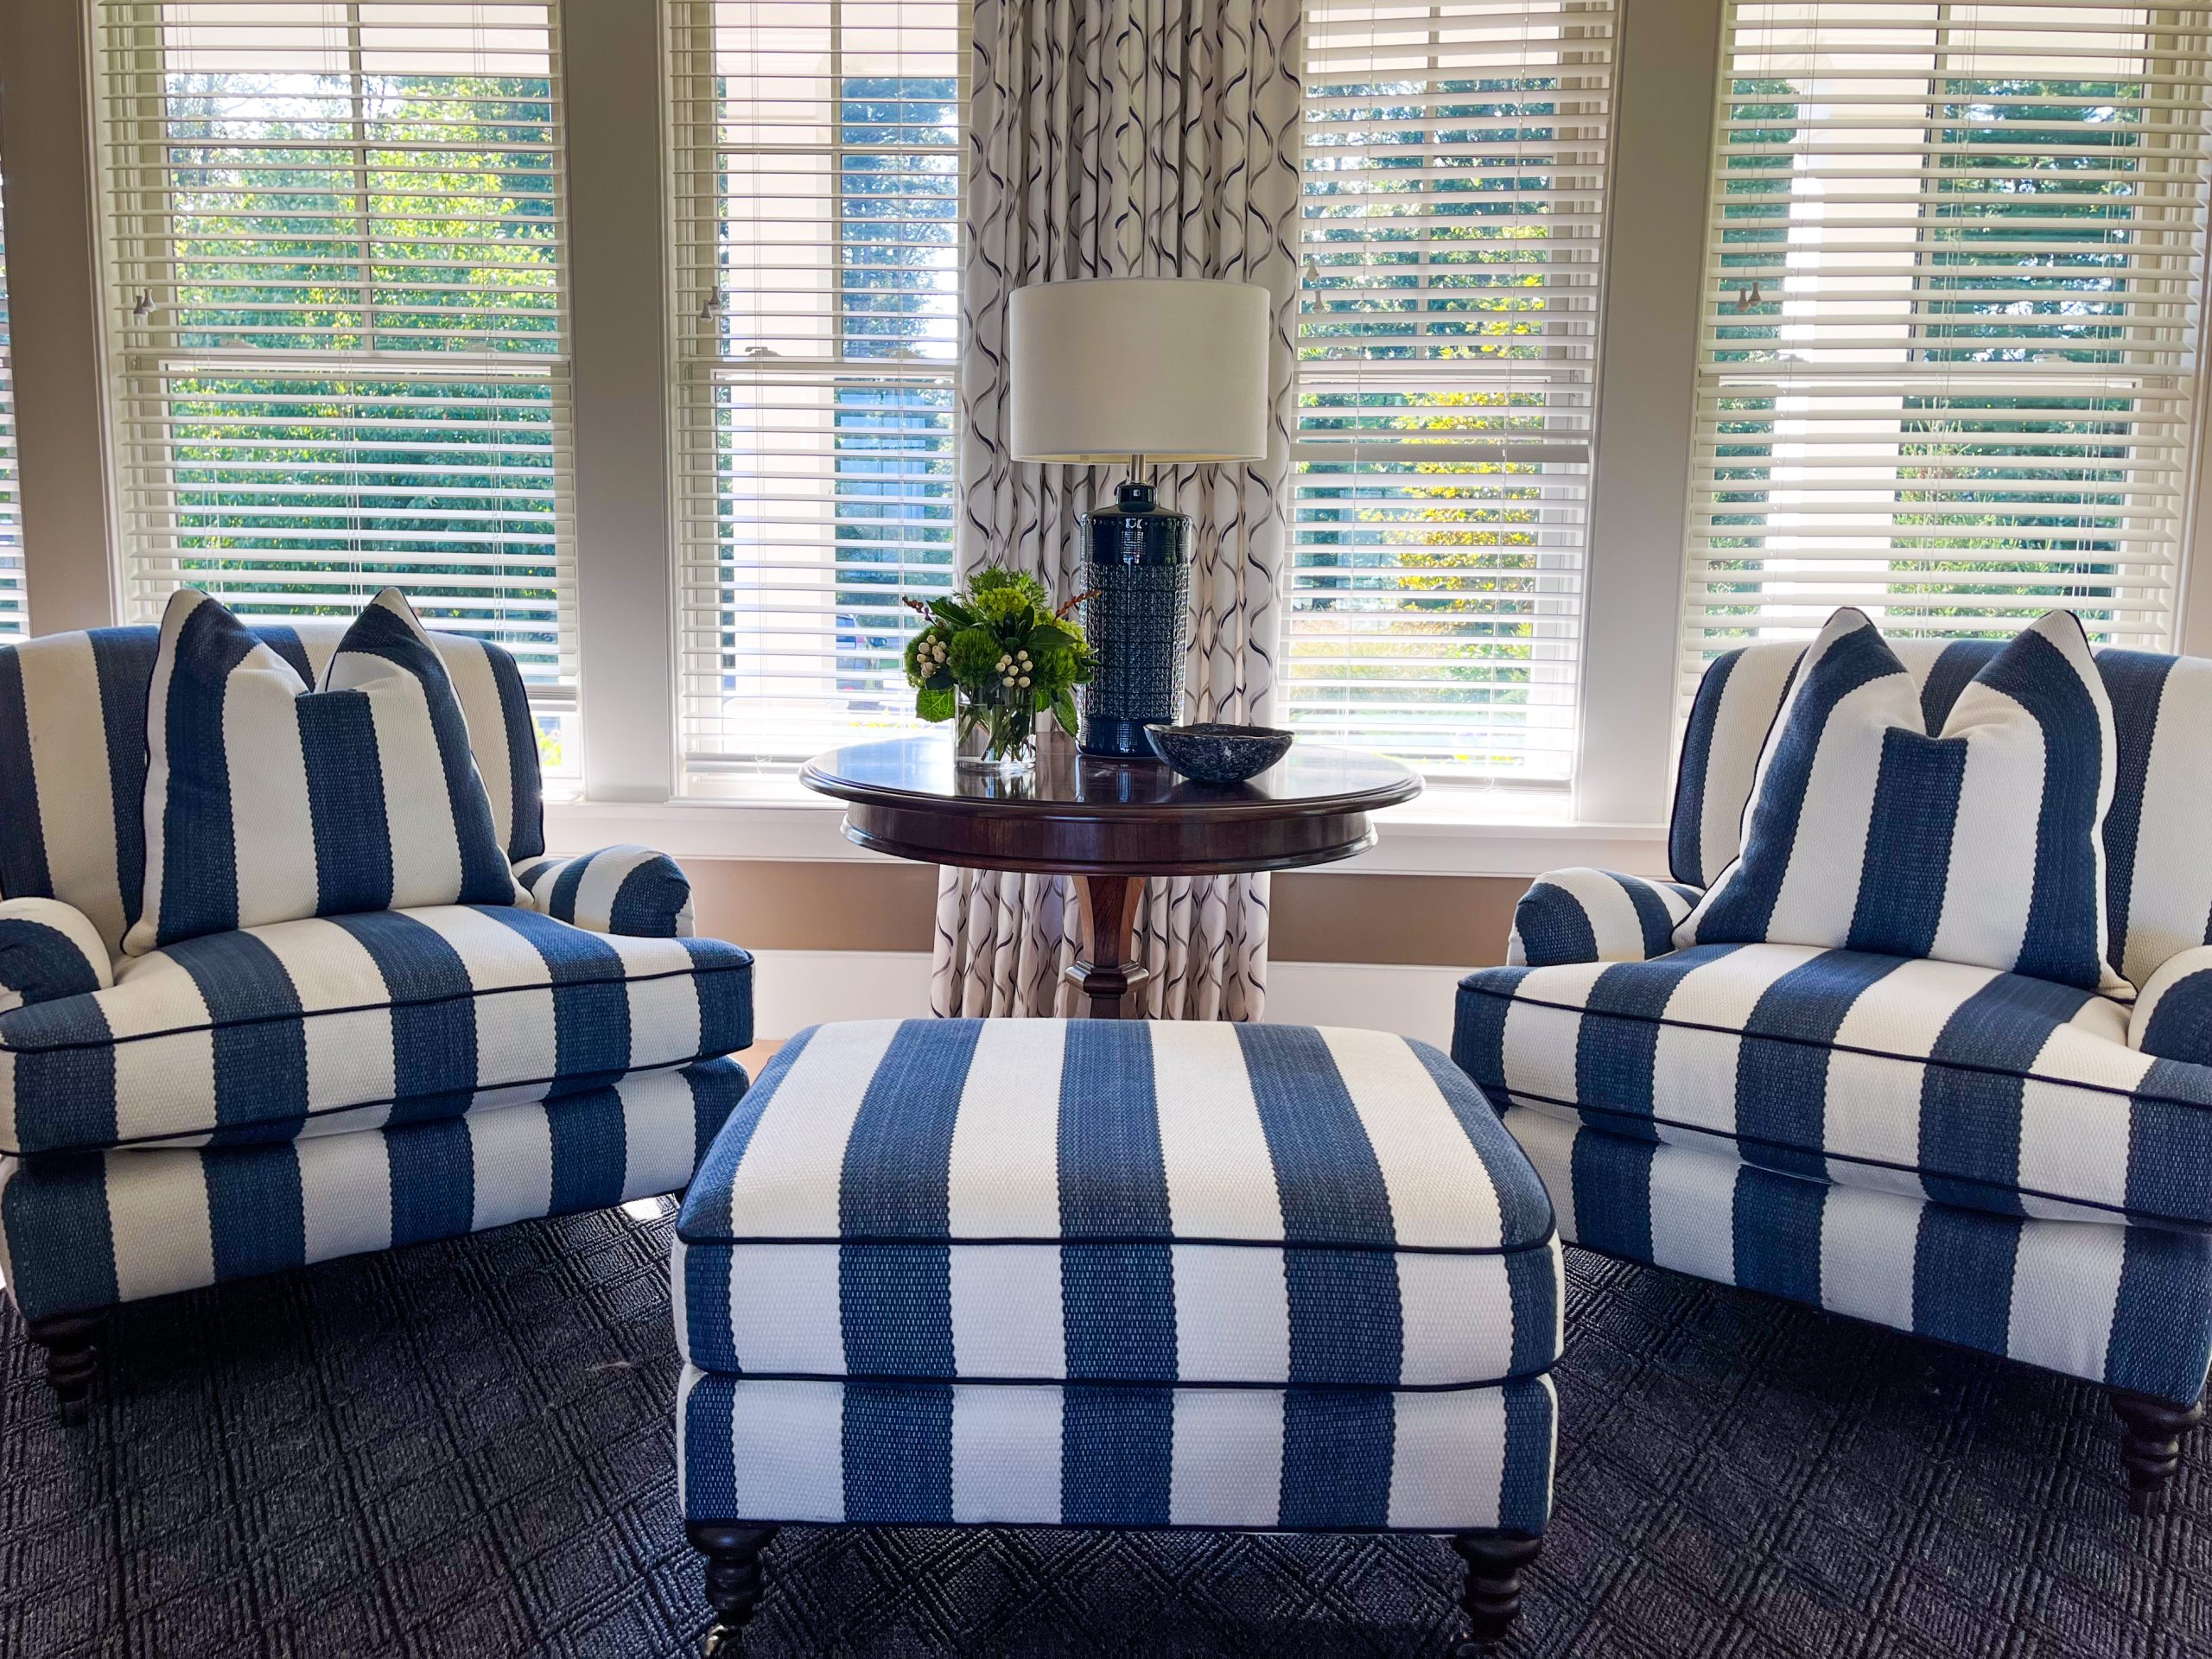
(1008, 278, 1270, 465)
(1004, 277, 1272, 760)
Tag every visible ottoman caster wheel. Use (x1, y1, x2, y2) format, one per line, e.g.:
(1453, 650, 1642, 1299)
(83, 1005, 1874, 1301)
(1452, 1531, 1539, 1651)
(689, 1522, 778, 1656)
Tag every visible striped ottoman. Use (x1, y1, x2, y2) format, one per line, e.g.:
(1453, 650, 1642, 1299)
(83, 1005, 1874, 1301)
(673, 1019, 1562, 1655)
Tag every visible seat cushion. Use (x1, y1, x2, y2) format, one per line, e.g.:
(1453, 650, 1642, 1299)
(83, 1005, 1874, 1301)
(677, 1365, 1556, 1534)
(677, 1018, 1560, 1390)
(1455, 944, 2212, 1230)
(0, 906, 753, 1154)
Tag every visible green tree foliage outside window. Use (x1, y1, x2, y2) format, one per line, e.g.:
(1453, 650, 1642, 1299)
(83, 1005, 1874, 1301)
(147, 56, 564, 680)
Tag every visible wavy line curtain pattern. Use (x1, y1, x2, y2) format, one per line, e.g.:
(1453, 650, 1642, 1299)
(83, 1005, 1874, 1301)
(930, 0, 1303, 1020)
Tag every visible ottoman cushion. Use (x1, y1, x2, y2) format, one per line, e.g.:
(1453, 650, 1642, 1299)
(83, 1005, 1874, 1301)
(675, 1019, 1560, 1390)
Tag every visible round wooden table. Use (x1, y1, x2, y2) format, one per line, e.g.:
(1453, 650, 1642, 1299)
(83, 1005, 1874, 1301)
(801, 732, 1422, 1018)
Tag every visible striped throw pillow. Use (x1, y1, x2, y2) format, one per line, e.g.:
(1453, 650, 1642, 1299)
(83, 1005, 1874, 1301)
(1676, 607, 2131, 997)
(125, 588, 521, 955)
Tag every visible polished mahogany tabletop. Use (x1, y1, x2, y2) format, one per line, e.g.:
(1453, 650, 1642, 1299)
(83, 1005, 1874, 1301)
(800, 730, 1423, 878)
(801, 730, 1421, 1017)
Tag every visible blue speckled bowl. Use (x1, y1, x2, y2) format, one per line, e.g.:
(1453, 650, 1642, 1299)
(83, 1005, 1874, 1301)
(1143, 721, 1295, 785)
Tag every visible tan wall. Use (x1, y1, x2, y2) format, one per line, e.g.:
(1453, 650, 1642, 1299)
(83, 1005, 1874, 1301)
(687, 859, 1522, 969)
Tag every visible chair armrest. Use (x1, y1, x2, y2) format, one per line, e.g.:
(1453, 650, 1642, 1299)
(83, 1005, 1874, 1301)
(2133, 945, 2212, 1065)
(513, 846, 696, 938)
(0, 898, 114, 1014)
(1509, 868, 1704, 968)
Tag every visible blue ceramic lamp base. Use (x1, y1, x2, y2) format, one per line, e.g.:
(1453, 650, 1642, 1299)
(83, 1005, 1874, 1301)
(1078, 479, 1188, 759)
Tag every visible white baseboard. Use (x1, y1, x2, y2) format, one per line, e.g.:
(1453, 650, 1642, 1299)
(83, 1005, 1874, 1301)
(745, 950, 1464, 1048)
(1266, 960, 1462, 1047)
(747, 950, 933, 1038)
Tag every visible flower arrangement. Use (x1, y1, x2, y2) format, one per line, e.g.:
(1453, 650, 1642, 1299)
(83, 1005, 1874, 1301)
(904, 567, 1095, 772)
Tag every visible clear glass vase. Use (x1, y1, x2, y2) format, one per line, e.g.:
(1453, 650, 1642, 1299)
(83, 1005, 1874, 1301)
(954, 682, 1038, 777)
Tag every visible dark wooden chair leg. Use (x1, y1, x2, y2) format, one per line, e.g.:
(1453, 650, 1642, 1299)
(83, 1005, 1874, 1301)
(2112, 1389, 2204, 1515)
(687, 1522, 778, 1656)
(24, 1313, 104, 1425)
(1451, 1531, 1541, 1654)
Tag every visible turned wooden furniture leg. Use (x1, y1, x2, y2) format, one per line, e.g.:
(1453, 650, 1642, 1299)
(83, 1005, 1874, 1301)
(1451, 1532, 1540, 1653)
(2112, 1389, 2203, 1515)
(25, 1313, 104, 1425)
(688, 1522, 778, 1656)
(1066, 874, 1152, 1019)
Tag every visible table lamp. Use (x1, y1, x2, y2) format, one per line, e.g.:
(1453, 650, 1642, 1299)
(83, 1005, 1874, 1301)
(1008, 277, 1270, 758)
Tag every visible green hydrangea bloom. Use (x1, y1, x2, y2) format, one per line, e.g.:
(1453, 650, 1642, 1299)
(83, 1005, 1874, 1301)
(945, 626, 1006, 684)
(973, 586, 1033, 624)
(969, 567, 1047, 608)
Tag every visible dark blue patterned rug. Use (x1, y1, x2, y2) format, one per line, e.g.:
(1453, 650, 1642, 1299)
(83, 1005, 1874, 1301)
(3, 1202, 2202, 1658)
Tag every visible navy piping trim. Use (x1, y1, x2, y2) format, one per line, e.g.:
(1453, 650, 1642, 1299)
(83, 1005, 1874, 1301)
(0, 957, 753, 1057)
(1459, 982, 2196, 1112)
(1496, 1090, 2202, 1230)
(678, 1224, 1560, 1257)
(683, 1365, 1557, 1393)
(683, 1516, 1546, 1539)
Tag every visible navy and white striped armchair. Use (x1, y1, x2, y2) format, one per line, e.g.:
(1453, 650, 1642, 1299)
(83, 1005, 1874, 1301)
(1457, 639, 2212, 1511)
(0, 622, 753, 1418)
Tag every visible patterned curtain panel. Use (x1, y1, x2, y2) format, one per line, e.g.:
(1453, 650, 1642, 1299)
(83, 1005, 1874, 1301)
(931, 0, 1302, 1021)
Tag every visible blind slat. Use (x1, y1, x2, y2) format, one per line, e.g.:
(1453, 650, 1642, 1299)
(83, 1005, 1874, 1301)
(1681, 0, 2212, 688)
(1294, 0, 1613, 779)
(96, 0, 578, 688)
(671, 0, 964, 770)
(0, 176, 22, 640)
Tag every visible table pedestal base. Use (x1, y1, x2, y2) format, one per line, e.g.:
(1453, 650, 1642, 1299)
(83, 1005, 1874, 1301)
(1065, 874, 1154, 1020)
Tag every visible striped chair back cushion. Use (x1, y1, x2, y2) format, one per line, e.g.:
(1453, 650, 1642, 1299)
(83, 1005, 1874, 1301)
(1671, 639, 2212, 991)
(0, 622, 544, 957)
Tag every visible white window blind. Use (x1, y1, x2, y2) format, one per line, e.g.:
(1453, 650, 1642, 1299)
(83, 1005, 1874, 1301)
(94, 0, 576, 692)
(1684, 0, 2212, 691)
(0, 178, 22, 639)
(1295, 0, 1614, 782)
(671, 0, 963, 773)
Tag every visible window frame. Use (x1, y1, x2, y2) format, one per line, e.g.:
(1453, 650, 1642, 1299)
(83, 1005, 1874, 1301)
(1675, 0, 2212, 701)
(1289, 0, 1619, 790)
(0, 175, 22, 639)
(664, 0, 969, 785)
(18, 0, 2212, 864)
(86, 0, 584, 715)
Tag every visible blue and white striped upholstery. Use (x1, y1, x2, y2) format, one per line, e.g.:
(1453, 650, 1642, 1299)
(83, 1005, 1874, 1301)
(0, 899, 111, 1014)
(1677, 609, 2127, 997)
(1504, 1107, 2212, 1406)
(1458, 945, 2212, 1230)
(517, 846, 695, 938)
(678, 1369, 1558, 1534)
(130, 590, 522, 954)
(2134, 946, 2212, 1065)
(1671, 635, 2212, 993)
(677, 1018, 1562, 1534)
(1509, 868, 1702, 968)
(0, 905, 753, 1154)
(0, 613, 749, 1337)
(0, 1059, 747, 1323)
(1462, 625, 2212, 1414)
(0, 618, 543, 958)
